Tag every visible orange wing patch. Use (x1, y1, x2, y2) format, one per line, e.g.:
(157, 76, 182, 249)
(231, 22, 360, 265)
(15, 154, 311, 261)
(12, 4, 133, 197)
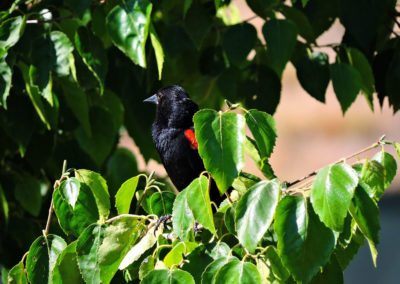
(184, 129, 198, 150)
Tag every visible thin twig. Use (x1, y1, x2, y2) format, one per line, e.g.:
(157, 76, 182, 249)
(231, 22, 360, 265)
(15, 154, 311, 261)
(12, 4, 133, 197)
(43, 160, 67, 236)
(286, 138, 384, 189)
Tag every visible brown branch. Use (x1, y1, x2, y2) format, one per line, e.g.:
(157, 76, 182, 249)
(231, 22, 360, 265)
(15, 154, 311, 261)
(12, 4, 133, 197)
(43, 160, 67, 236)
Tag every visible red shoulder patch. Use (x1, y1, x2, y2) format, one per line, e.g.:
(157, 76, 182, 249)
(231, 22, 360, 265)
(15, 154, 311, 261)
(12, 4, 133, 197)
(184, 129, 198, 150)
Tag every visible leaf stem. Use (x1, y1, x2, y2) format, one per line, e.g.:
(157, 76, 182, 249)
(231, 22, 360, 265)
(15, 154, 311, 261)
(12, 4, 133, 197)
(43, 160, 67, 236)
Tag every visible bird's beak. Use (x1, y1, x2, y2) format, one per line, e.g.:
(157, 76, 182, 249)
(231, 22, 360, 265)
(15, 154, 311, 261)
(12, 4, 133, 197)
(143, 94, 158, 105)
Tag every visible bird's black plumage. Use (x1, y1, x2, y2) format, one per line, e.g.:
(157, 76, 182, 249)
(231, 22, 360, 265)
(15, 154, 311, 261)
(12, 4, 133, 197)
(144, 85, 223, 203)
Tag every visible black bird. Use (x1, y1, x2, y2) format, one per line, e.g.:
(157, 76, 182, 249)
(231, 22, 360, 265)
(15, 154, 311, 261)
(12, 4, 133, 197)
(144, 85, 223, 204)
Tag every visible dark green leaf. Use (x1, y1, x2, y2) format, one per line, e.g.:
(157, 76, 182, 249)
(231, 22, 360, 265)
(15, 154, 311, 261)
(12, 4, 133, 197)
(275, 196, 335, 283)
(149, 191, 175, 216)
(347, 48, 375, 108)
(26, 235, 67, 284)
(245, 109, 276, 159)
(75, 27, 108, 94)
(53, 177, 99, 236)
(75, 169, 110, 221)
(142, 269, 195, 284)
(194, 110, 245, 194)
(246, 0, 279, 18)
(222, 23, 257, 66)
(172, 189, 195, 241)
(76, 216, 146, 284)
(115, 176, 140, 214)
(330, 63, 362, 113)
(373, 151, 397, 189)
(65, 0, 92, 17)
(52, 241, 85, 284)
(335, 228, 365, 270)
(215, 258, 262, 283)
(184, 3, 213, 48)
(263, 19, 297, 76)
(311, 164, 358, 231)
(224, 206, 235, 234)
(259, 246, 290, 282)
(295, 51, 330, 102)
(106, 0, 153, 67)
(186, 176, 215, 233)
(0, 58, 11, 109)
(235, 179, 280, 252)
(349, 186, 380, 266)
(310, 256, 343, 284)
(14, 173, 43, 217)
(281, 5, 315, 42)
(7, 261, 27, 284)
(0, 16, 25, 50)
(60, 78, 91, 136)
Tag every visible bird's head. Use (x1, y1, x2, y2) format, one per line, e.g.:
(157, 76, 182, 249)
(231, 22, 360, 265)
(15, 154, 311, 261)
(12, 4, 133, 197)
(144, 85, 199, 128)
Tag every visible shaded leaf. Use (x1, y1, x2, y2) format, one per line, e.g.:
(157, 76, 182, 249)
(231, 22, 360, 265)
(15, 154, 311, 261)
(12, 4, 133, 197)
(235, 179, 280, 252)
(359, 160, 385, 199)
(194, 110, 245, 194)
(26, 235, 67, 284)
(0, 58, 11, 109)
(275, 196, 335, 283)
(201, 256, 233, 284)
(373, 151, 397, 189)
(215, 258, 262, 284)
(311, 164, 358, 231)
(0, 16, 25, 51)
(7, 261, 27, 284)
(281, 5, 315, 42)
(172, 189, 195, 241)
(14, 173, 43, 217)
(149, 191, 175, 216)
(330, 63, 362, 113)
(142, 269, 195, 284)
(52, 241, 84, 284)
(310, 256, 343, 284)
(0, 184, 8, 223)
(263, 19, 297, 76)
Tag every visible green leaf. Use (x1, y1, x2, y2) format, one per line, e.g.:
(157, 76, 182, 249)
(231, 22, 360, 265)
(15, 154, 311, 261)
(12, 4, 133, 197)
(201, 256, 233, 284)
(359, 160, 385, 199)
(149, 191, 175, 216)
(349, 186, 380, 266)
(330, 63, 362, 113)
(13, 173, 43, 217)
(194, 110, 246, 194)
(246, 0, 279, 18)
(0, 16, 25, 50)
(184, 3, 213, 49)
(335, 228, 365, 270)
(281, 5, 315, 42)
(186, 176, 215, 234)
(139, 256, 155, 280)
(115, 176, 140, 214)
(295, 51, 330, 102)
(76, 216, 146, 284)
(0, 58, 12, 109)
(75, 169, 110, 221)
(222, 23, 257, 66)
(172, 189, 195, 241)
(142, 269, 195, 284)
(347, 48, 375, 108)
(149, 24, 164, 79)
(7, 261, 28, 284)
(64, 0, 92, 17)
(259, 246, 290, 282)
(311, 164, 358, 231)
(373, 151, 397, 189)
(275, 196, 336, 283)
(106, 0, 153, 67)
(0, 184, 8, 223)
(53, 178, 99, 236)
(119, 226, 159, 270)
(75, 27, 108, 94)
(26, 235, 67, 284)
(262, 19, 298, 77)
(164, 242, 186, 268)
(214, 258, 262, 283)
(235, 179, 280, 252)
(310, 256, 343, 284)
(245, 109, 277, 160)
(60, 78, 91, 136)
(52, 241, 85, 284)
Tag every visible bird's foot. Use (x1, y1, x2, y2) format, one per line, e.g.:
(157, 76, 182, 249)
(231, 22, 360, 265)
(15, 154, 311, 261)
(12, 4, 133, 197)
(154, 214, 172, 235)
